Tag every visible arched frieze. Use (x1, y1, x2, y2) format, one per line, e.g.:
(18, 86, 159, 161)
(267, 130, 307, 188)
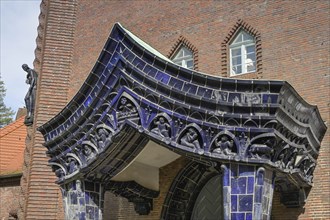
(206, 115, 222, 125)
(132, 87, 145, 97)
(263, 119, 278, 129)
(189, 111, 204, 121)
(173, 106, 188, 117)
(177, 124, 204, 155)
(224, 118, 240, 127)
(243, 119, 259, 128)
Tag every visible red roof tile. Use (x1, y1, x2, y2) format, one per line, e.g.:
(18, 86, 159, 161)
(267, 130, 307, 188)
(0, 116, 26, 176)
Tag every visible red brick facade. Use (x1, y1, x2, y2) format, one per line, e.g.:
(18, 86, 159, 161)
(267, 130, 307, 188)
(23, 0, 329, 219)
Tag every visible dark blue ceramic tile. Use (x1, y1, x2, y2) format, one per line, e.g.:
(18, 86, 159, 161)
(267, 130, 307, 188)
(246, 212, 252, 220)
(231, 163, 238, 177)
(239, 195, 253, 211)
(231, 177, 247, 194)
(257, 171, 264, 185)
(254, 185, 262, 203)
(239, 165, 255, 176)
(231, 195, 237, 211)
(247, 177, 254, 194)
(231, 213, 245, 220)
(223, 168, 230, 186)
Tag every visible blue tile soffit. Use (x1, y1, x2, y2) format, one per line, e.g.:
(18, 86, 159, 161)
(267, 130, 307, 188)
(38, 23, 327, 193)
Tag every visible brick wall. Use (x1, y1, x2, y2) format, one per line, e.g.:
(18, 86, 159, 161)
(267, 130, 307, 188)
(0, 185, 21, 220)
(22, 0, 77, 219)
(30, 0, 329, 219)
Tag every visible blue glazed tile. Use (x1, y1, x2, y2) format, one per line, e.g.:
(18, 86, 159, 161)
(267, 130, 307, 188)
(254, 203, 262, 219)
(160, 74, 170, 84)
(223, 169, 230, 186)
(231, 195, 237, 211)
(78, 212, 85, 220)
(86, 206, 94, 219)
(155, 71, 163, 80)
(70, 192, 77, 205)
(254, 185, 262, 203)
(79, 198, 85, 206)
(257, 171, 264, 185)
(223, 187, 230, 204)
(95, 207, 99, 220)
(239, 165, 255, 176)
(247, 177, 254, 194)
(197, 87, 206, 96)
(204, 89, 213, 99)
(173, 80, 184, 90)
(246, 213, 252, 220)
(231, 163, 238, 177)
(85, 192, 90, 204)
(231, 177, 247, 194)
(231, 213, 245, 220)
(239, 195, 253, 211)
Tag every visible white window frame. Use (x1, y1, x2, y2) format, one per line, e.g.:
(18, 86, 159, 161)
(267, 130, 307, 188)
(229, 31, 256, 76)
(171, 46, 194, 70)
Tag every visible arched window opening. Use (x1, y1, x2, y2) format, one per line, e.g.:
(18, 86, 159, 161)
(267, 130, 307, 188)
(171, 46, 194, 69)
(230, 30, 256, 75)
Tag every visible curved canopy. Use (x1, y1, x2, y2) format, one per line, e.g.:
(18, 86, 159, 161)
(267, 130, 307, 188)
(38, 23, 327, 190)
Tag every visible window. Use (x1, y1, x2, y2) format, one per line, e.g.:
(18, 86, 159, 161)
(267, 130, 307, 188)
(171, 46, 194, 69)
(230, 30, 256, 75)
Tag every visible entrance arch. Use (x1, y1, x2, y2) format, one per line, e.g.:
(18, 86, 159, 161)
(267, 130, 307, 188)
(160, 162, 221, 220)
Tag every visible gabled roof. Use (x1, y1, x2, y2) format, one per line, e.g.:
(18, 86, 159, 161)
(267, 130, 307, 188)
(0, 116, 26, 176)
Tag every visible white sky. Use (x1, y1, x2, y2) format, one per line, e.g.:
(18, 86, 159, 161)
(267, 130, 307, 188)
(0, 0, 41, 115)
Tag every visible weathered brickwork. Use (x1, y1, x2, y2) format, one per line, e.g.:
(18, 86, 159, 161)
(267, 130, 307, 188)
(0, 185, 21, 220)
(22, 0, 77, 219)
(24, 0, 329, 219)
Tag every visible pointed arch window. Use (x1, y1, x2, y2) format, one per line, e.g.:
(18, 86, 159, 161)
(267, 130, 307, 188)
(171, 46, 194, 69)
(230, 30, 256, 75)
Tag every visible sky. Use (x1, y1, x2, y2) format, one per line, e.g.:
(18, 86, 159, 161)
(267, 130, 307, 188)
(0, 0, 41, 115)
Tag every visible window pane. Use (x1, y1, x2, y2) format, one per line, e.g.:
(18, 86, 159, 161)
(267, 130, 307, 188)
(246, 53, 256, 62)
(243, 32, 254, 41)
(246, 45, 255, 54)
(232, 65, 242, 74)
(186, 60, 193, 69)
(246, 62, 256, 72)
(232, 57, 241, 65)
(172, 46, 194, 69)
(231, 48, 241, 57)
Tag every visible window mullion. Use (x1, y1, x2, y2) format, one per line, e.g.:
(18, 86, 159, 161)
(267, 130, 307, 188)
(242, 45, 246, 73)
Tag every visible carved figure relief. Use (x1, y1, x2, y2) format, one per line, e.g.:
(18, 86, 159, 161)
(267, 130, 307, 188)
(64, 157, 79, 174)
(82, 144, 96, 162)
(212, 135, 236, 156)
(93, 127, 112, 149)
(180, 127, 203, 153)
(151, 116, 171, 138)
(249, 144, 274, 159)
(22, 64, 38, 125)
(117, 97, 137, 119)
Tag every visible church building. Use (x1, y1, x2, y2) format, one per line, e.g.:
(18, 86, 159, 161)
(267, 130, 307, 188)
(15, 1, 329, 220)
